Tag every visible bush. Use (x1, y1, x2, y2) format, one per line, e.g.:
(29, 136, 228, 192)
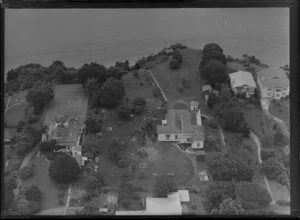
(23, 185, 43, 202)
(169, 59, 181, 70)
(13, 200, 42, 215)
(117, 105, 132, 120)
(172, 50, 183, 63)
(177, 85, 184, 93)
(261, 158, 286, 180)
(260, 149, 276, 161)
(152, 88, 161, 98)
(132, 192, 140, 200)
(117, 159, 131, 168)
(128, 202, 142, 210)
(120, 199, 131, 209)
(19, 166, 36, 180)
(276, 173, 289, 186)
(29, 115, 40, 124)
(132, 97, 146, 115)
(180, 76, 191, 89)
(276, 200, 290, 206)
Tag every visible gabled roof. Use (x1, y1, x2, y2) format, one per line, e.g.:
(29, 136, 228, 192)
(229, 71, 256, 88)
(257, 68, 289, 88)
(178, 190, 190, 202)
(157, 109, 198, 134)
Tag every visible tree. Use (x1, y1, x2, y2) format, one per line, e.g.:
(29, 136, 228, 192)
(217, 198, 246, 215)
(92, 78, 125, 108)
(200, 50, 227, 68)
(203, 43, 224, 55)
(206, 152, 237, 181)
(236, 181, 272, 206)
(13, 200, 42, 215)
(169, 59, 181, 70)
(230, 155, 253, 182)
(132, 97, 146, 115)
(201, 60, 228, 85)
(85, 114, 102, 134)
(6, 68, 20, 81)
(217, 109, 244, 133)
(39, 140, 57, 153)
(23, 185, 43, 202)
(172, 50, 183, 63)
(153, 175, 177, 197)
(84, 78, 100, 99)
(76, 198, 100, 215)
(20, 166, 36, 180)
(207, 93, 220, 109)
(26, 84, 54, 114)
(261, 158, 286, 180)
(77, 62, 108, 85)
(3, 188, 14, 210)
(203, 181, 236, 212)
(115, 60, 130, 71)
(273, 130, 289, 147)
(48, 154, 81, 183)
(84, 176, 102, 195)
(107, 66, 127, 80)
(117, 104, 132, 120)
(204, 135, 220, 153)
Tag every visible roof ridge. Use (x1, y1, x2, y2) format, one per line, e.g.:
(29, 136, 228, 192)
(180, 115, 184, 133)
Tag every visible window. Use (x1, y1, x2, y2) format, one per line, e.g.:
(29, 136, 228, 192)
(166, 134, 170, 140)
(275, 89, 281, 92)
(187, 138, 192, 142)
(197, 142, 200, 147)
(175, 135, 178, 140)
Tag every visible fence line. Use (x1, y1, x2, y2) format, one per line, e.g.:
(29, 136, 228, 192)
(146, 70, 168, 103)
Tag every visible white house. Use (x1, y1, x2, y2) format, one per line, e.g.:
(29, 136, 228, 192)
(229, 71, 256, 98)
(115, 190, 190, 216)
(257, 68, 290, 100)
(157, 105, 205, 151)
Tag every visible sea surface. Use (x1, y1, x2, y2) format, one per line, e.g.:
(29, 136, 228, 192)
(5, 8, 289, 74)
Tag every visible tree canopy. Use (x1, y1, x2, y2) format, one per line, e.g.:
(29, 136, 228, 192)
(26, 84, 54, 114)
(132, 97, 146, 115)
(153, 175, 177, 197)
(215, 198, 246, 215)
(78, 62, 108, 85)
(23, 185, 43, 202)
(230, 155, 254, 182)
(203, 181, 236, 212)
(203, 43, 224, 55)
(92, 78, 125, 108)
(48, 154, 81, 183)
(201, 60, 229, 89)
(107, 66, 127, 80)
(206, 152, 237, 181)
(235, 181, 272, 206)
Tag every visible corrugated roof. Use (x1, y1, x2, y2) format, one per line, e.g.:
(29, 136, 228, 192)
(257, 68, 289, 88)
(229, 71, 256, 88)
(178, 190, 190, 202)
(146, 193, 182, 215)
(157, 109, 199, 134)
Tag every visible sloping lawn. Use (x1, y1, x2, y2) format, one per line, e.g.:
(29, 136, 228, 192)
(269, 100, 290, 132)
(151, 48, 205, 106)
(5, 101, 29, 126)
(188, 193, 207, 215)
(268, 180, 290, 202)
(22, 156, 67, 211)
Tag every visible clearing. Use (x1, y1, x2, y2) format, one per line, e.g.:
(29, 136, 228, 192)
(42, 84, 88, 126)
(150, 48, 206, 107)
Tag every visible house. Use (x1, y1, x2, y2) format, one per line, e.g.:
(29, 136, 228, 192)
(229, 71, 256, 98)
(4, 128, 17, 144)
(157, 104, 205, 151)
(115, 190, 190, 216)
(257, 68, 290, 100)
(46, 115, 87, 167)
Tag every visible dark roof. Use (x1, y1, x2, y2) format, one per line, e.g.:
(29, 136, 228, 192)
(192, 126, 205, 141)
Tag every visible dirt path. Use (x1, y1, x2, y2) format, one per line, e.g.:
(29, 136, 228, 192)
(4, 96, 11, 114)
(64, 185, 72, 215)
(250, 131, 276, 205)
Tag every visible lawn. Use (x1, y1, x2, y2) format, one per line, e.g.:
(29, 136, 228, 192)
(269, 100, 290, 132)
(151, 48, 206, 107)
(268, 180, 290, 202)
(188, 193, 207, 215)
(42, 84, 88, 126)
(21, 155, 67, 211)
(5, 101, 29, 126)
(128, 142, 195, 188)
(122, 70, 161, 110)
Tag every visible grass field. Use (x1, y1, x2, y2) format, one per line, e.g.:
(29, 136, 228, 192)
(269, 100, 290, 132)
(151, 48, 206, 107)
(43, 84, 88, 126)
(22, 155, 67, 211)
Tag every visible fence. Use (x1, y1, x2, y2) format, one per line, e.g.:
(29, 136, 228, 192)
(146, 70, 168, 103)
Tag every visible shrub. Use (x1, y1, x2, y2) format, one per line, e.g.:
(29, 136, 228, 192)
(261, 158, 286, 180)
(117, 105, 132, 120)
(180, 77, 191, 89)
(128, 203, 142, 210)
(19, 166, 36, 180)
(260, 149, 276, 161)
(276, 200, 290, 206)
(172, 50, 183, 63)
(153, 175, 177, 197)
(120, 199, 131, 209)
(13, 200, 42, 215)
(132, 192, 140, 200)
(23, 185, 43, 202)
(29, 115, 40, 124)
(276, 173, 289, 186)
(177, 85, 184, 93)
(5, 176, 17, 190)
(169, 59, 181, 70)
(117, 159, 131, 168)
(152, 88, 161, 98)
(132, 97, 146, 115)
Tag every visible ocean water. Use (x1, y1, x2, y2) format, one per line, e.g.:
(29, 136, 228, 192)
(5, 8, 289, 73)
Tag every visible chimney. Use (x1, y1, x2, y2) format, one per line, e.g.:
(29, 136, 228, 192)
(196, 110, 202, 125)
